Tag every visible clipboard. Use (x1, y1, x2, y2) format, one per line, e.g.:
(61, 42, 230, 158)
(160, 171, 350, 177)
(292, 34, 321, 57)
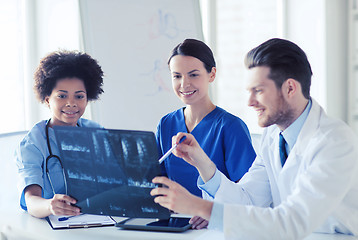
(47, 214, 116, 229)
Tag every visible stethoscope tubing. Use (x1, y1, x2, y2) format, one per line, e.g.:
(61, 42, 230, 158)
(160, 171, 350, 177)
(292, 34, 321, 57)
(45, 119, 69, 195)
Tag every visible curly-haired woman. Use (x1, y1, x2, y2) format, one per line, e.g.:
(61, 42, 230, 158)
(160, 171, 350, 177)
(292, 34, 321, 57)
(15, 50, 104, 218)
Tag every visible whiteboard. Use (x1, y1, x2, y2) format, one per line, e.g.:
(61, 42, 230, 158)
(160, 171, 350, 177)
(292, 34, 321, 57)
(79, 0, 203, 131)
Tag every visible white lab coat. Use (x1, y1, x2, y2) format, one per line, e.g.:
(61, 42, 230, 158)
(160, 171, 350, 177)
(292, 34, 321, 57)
(211, 99, 358, 239)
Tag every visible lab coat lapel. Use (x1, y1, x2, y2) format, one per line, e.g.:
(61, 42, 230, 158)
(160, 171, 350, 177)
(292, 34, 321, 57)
(280, 99, 321, 169)
(277, 99, 321, 198)
(290, 99, 321, 160)
(268, 128, 282, 175)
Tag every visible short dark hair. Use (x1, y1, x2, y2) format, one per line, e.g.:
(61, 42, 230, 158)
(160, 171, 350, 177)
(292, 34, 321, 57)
(168, 39, 216, 73)
(34, 50, 104, 102)
(245, 38, 312, 99)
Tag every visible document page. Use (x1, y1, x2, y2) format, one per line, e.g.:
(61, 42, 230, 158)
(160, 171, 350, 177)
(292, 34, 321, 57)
(48, 214, 116, 229)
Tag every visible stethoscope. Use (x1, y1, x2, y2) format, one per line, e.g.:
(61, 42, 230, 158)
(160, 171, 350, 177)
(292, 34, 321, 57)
(45, 119, 78, 195)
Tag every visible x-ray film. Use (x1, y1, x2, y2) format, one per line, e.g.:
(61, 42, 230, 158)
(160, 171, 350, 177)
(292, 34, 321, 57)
(53, 126, 170, 219)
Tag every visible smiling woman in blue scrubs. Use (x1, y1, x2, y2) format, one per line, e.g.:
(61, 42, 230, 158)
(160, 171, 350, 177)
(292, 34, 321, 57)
(15, 50, 104, 219)
(156, 39, 256, 228)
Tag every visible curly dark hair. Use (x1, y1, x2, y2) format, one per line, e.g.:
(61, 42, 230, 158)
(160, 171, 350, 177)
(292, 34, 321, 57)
(34, 50, 104, 102)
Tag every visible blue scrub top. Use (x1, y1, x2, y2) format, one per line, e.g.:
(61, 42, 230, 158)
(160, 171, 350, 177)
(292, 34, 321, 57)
(15, 118, 102, 210)
(156, 106, 256, 197)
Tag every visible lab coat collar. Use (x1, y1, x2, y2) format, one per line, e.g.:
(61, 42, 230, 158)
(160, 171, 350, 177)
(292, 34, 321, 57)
(268, 98, 322, 168)
(292, 98, 322, 154)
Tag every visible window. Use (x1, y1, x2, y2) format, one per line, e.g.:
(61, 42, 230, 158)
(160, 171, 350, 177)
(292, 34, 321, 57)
(215, 0, 279, 134)
(0, 0, 25, 133)
(0, 0, 80, 134)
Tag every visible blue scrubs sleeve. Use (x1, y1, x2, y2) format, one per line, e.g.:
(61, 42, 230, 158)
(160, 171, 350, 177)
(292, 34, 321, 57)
(224, 120, 255, 180)
(15, 140, 45, 210)
(155, 120, 168, 177)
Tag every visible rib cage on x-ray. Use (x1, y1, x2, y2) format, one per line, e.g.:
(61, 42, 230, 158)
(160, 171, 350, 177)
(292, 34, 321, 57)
(53, 126, 170, 219)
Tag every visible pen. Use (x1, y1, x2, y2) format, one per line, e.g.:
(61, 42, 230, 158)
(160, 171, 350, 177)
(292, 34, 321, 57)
(158, 136, 186, 164)
(58, 214, 82, 221)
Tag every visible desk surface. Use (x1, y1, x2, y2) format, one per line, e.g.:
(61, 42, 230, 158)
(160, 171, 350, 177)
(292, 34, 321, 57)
(0, 208, 206, 240)
(0, 208, 357, 240)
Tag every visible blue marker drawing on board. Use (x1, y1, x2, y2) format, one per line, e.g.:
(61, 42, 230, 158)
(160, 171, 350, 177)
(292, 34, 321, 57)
(140, 59, 171, 96)
(136, 8, 189, 49)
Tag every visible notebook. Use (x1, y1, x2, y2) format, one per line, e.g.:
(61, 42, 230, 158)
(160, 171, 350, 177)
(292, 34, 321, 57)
(53, 126, 170, 220)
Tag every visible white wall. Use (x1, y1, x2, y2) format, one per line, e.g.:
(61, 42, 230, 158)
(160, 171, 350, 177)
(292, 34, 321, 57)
(285, 0, 327, 110)
(284, 0, 348, 121)
(325, 0, 348, 121)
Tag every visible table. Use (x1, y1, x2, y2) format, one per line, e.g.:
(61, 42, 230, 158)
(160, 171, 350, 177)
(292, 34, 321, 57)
(0, 208, 356, 240)
(0, 208, 205, 240)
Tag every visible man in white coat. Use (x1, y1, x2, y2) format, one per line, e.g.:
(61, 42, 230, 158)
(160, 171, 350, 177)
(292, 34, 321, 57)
(151, 38, 358, 239)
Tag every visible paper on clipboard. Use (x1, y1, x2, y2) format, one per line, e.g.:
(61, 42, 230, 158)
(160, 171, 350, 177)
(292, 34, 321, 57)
(47, 214, 116, 229)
